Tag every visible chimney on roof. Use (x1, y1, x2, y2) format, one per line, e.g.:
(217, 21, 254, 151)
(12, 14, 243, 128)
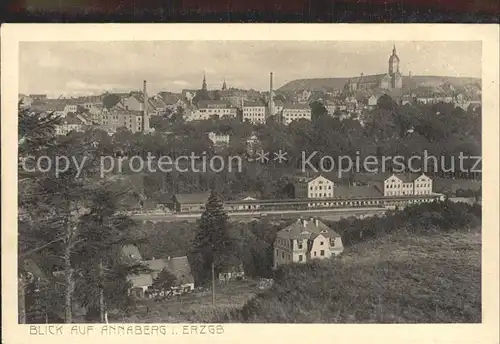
(315, 219, 319, 227)
(303, 219, 307, 228)
(167, 256, 171, 260)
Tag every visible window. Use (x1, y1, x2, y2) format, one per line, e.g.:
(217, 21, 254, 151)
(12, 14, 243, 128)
(298, 255, 303, 262)
(276, 249, 279, 256)
(314, 251, 317, 256)
(281, 252, 284, 259)
(320, 250, 325, 256)
(320, 241, 324, 245)
(298, 241, 303, 249)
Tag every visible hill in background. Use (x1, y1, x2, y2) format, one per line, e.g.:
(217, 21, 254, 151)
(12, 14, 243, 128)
(278, 75, 481, 93)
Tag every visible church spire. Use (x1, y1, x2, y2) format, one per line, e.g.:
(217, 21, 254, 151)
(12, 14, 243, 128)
(222, 78, 227, 91)
(393, 44, 397, 55)
(202, 73, 207, 91)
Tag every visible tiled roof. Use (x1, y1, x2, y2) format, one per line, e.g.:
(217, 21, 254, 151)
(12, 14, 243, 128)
(334, 185, 383, 198)
(243, 100, 265, 107)
(174, 192, 210, 204)
(31, 100, 67, 112)
(128, 273, 153, 288)
(393, 173, 420, 183)
(283, 103, 311, 110)
(158, 92, 182, 105)
(144, 256, 195, 284)
(62, 113, 85, 125)
(198, 100, 231, 108)
(277, 218, 341, 240)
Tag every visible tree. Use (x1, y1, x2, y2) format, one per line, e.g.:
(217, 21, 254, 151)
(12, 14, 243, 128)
(191, 192, 238, 283)
(18, 104, 62, 323)
(152, 268, 177, 295)
(73, 184, 144, 322)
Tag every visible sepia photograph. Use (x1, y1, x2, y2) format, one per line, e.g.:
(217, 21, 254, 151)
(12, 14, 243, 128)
(2, 25, 498, 342)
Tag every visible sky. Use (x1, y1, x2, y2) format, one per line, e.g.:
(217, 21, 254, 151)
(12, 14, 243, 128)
(19, 41, 482, 97)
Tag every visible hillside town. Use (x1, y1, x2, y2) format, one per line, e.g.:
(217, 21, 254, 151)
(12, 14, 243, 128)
(19, 46, 481, 138)
(17, 44, 483, 324)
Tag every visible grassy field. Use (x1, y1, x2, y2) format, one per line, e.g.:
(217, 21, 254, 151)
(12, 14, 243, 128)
(213, 229, 481, 323)
(112, 280, 260, 323)
(116, 229, 481, 323)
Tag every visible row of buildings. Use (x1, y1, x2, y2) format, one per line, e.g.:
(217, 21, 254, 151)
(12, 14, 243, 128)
(21, 74, 312, 136)
(161, 173, 435, 215)
(21, 46, 480, 136)
(295, 173, 433, 199)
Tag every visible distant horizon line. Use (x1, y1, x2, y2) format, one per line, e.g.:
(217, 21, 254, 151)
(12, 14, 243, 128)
(20, 73, 482, 97)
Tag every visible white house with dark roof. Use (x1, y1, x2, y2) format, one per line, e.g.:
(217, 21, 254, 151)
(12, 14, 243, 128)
(383, 173, 433, 196)
(273, 218, 343, 269)
(187, 100, 237, 122)
(281, 103, 312, 125)
(293, 175, 334, 199)
(242, 100, 267, 124)
(55, 112, 90, 136)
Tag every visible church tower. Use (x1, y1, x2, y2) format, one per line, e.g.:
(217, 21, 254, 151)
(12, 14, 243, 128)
(388, 45, 400, 75)
(202, 73, 207, 91)
(388, 45, 402, 89)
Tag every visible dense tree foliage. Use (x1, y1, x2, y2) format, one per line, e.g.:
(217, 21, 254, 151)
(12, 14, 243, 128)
(92, 100, 481, 204)
(190, 192, 240, 283)
(19, 106, 145, 323)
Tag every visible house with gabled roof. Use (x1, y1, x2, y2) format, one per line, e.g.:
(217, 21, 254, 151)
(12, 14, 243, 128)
(383, 173, 433, 196)
(281, 103, 312, 125)
(123, 247, 196, 298)
(273, 218, 343, 268)
(293, 175, 334, 199)
(145, 256, 195, 290)
(55, 112, 89, 136)
(172, 192, 211, 213)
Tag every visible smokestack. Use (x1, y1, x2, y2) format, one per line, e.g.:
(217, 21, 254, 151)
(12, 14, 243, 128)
(143, 80, 149, 132)
(269, 72, 274, 117)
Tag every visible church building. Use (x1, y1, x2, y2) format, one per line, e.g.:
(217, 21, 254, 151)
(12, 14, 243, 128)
(345, 45, 403, 92)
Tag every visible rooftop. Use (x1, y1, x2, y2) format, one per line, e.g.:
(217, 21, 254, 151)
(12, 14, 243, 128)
(334, 185, 383, 198)
(243, 100, 266, 107)
(277, 218, 341, 240)
(283, 103, 311, 110)
(174, 192, 211, 204)
(144, 256, 195, 285)
(198, 100, 232, 108)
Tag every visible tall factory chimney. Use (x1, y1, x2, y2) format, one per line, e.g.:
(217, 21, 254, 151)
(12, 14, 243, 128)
(269, 72, 274, 118)
(142, 80, 150, 132)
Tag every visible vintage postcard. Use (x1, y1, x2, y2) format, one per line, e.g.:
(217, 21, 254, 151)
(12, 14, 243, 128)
(1, 24, 499, 344)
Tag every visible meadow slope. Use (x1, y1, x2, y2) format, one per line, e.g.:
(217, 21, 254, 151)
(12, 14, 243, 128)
(213, 229, 481, 323)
